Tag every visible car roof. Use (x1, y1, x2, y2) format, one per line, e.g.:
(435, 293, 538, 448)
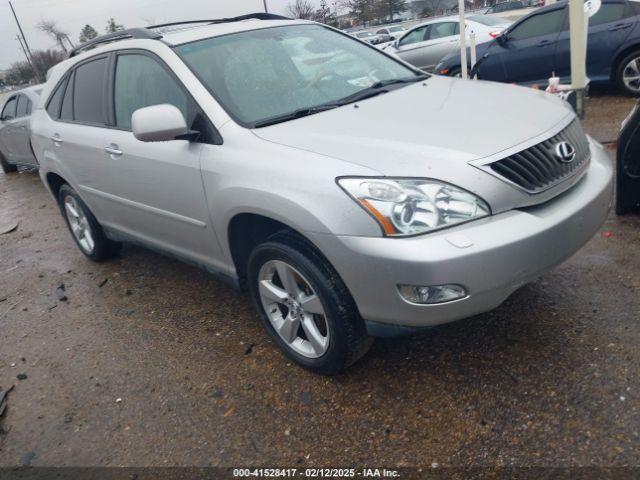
(5, 84, 43, 100)
(161, 18, 312, 46)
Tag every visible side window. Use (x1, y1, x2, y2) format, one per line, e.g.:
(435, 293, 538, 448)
(16, 95, 29, 117)
(1, 97, 17, 120)
(508, 9, 566, 41)
(114, 54, 188, 130)
(399, 25, 430, 46)
(73, 57, 109, 125)
(429, 22, 458, 40)
(46, 77, 67, 120)
(60, 73, 74, 121)
(589, 3, 629, 26)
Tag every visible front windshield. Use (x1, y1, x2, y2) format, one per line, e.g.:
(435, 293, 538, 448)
(389, 26, 405, 32)
(175, 25, 419, 127)
(356, 31, 374, 38)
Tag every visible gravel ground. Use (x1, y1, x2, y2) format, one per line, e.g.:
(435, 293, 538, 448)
(0, 91, 639, 469)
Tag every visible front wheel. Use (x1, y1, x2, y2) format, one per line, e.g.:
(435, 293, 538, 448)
(247, 232, 372, 375)
(58, 184, 121, 261)
(615, 51, 640, 96)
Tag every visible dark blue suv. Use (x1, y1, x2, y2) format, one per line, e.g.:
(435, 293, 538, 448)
(435, 0, 640, 95)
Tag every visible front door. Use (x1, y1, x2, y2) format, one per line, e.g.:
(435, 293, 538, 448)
(492, 6, 567, 84)
(0, 96, 18, 163)
(99, 51, 220, 265)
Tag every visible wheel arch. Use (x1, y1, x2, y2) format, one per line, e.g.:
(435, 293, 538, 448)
(227, 213, 329, 290)
(45, 171, 68, 200)
(611, 42, 640, 82)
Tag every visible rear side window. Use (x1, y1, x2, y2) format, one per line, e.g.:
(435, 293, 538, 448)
(2, 97, 17, 120)
(73, 57, 108, 125)
(60, 74, 74, 121)
(16, 95, 28, 117)
(26, 99, 32, 115)
(509, 9, 566, 40)
(114, 54, 188, 130)
(429, 22, 458, 40)
(589, 3, 630, 26)
(46, 77, 68, 119)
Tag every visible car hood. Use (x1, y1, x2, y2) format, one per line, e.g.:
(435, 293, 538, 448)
(253, 75, 573, 172)
(252, 75, 576, 212)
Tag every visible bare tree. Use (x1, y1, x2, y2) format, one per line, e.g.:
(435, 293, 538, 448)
(286, 0, 316, 19)
(38, 20, 72, 53)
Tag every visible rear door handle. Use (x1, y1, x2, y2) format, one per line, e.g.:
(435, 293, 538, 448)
(609, 23, 632, 31)
(50, 134, 63, 145)
(537, 40, 552, 47)
(104, 144, 122, 157)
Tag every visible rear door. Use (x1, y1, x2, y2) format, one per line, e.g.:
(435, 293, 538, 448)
(0, 96, 18, 163)
(494, 6, 567, 84)
(11, 94, 37, 166)
(394, 24, 432, 69)
(421, 22, 461, 71)
(555, 0, 636, 81)
(99, 50, 218, 263)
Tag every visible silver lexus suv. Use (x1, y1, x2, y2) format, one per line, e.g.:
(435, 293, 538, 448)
(31, 13, 613, 374)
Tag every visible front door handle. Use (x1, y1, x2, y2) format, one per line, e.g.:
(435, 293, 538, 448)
(50, 134, 63, 145)
(104, 144, 122, 157)
(537, 40, 552, 47)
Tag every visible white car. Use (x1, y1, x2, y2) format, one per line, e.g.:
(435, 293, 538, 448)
(375, 25, 407, 42)
(383, 15, 511, 72)
(352, 30, 384, 45)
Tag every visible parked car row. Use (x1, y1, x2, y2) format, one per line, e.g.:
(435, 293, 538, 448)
(0, 13, 620, 374)
(436, 0, 640, 95)
(381, 14, 511, 72)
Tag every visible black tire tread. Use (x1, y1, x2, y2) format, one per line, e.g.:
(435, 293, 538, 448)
(0, 151, 17, 174)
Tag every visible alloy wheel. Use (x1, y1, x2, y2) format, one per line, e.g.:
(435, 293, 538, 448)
(623, 57, 640, 93)
(64, 196, 95, 254)
(258, 260, 330, 359)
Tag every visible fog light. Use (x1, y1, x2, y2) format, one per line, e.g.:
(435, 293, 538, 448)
(398, 284, 467, 304)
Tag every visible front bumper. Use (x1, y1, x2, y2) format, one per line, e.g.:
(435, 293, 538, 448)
(308, 139, 613, 329)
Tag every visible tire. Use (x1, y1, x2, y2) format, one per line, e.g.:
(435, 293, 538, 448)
(0, 151, 17, 174)
(247, 232, 373, 375)
(58, 184, 121, 261)
(615, 50, 640, 96)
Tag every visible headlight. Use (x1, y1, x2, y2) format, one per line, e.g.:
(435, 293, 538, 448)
(338, 178, 490, 237)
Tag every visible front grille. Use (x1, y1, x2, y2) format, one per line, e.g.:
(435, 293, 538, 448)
(488, 120, 591, 193)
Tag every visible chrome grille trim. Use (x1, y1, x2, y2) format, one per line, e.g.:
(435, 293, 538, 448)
(485, 120, 591, 194)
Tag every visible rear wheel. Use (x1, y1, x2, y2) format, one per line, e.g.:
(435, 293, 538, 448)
(615, 50, 640, 96)
(58, 184, 121, 261)
(0, 151, 17, 174)
(247, 232, 372, 375)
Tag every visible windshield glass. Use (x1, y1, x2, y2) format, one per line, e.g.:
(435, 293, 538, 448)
(356, 31, 374, 37)
(175, 24, 418, 127)
(468, 14, 508, 26)
(389, 26, 405, 32)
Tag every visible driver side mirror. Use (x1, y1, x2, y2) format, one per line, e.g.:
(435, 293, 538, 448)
(496, 33, 509, 45)
(131, 104, 195, 142)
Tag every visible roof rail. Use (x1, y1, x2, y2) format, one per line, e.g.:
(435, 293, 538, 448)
(148, 13, 291, 30)
(68, 28, 163, 58)
(68, 13, 291, 58)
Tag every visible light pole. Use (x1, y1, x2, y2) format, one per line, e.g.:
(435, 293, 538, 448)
(263, 0, 268, 12)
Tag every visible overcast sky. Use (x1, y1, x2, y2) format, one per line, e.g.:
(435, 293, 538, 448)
(0, 0, 325, 70)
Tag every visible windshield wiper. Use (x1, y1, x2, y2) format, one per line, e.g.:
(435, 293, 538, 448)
(252, 74, 428, 128)
(253, 103, 341, 128)
(334, 74, 429, 106)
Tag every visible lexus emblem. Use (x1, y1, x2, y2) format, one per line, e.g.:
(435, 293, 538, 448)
(555, 141, 576, 163)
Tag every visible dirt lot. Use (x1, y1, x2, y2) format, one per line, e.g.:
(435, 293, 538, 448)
(0, 91, 639, 469)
